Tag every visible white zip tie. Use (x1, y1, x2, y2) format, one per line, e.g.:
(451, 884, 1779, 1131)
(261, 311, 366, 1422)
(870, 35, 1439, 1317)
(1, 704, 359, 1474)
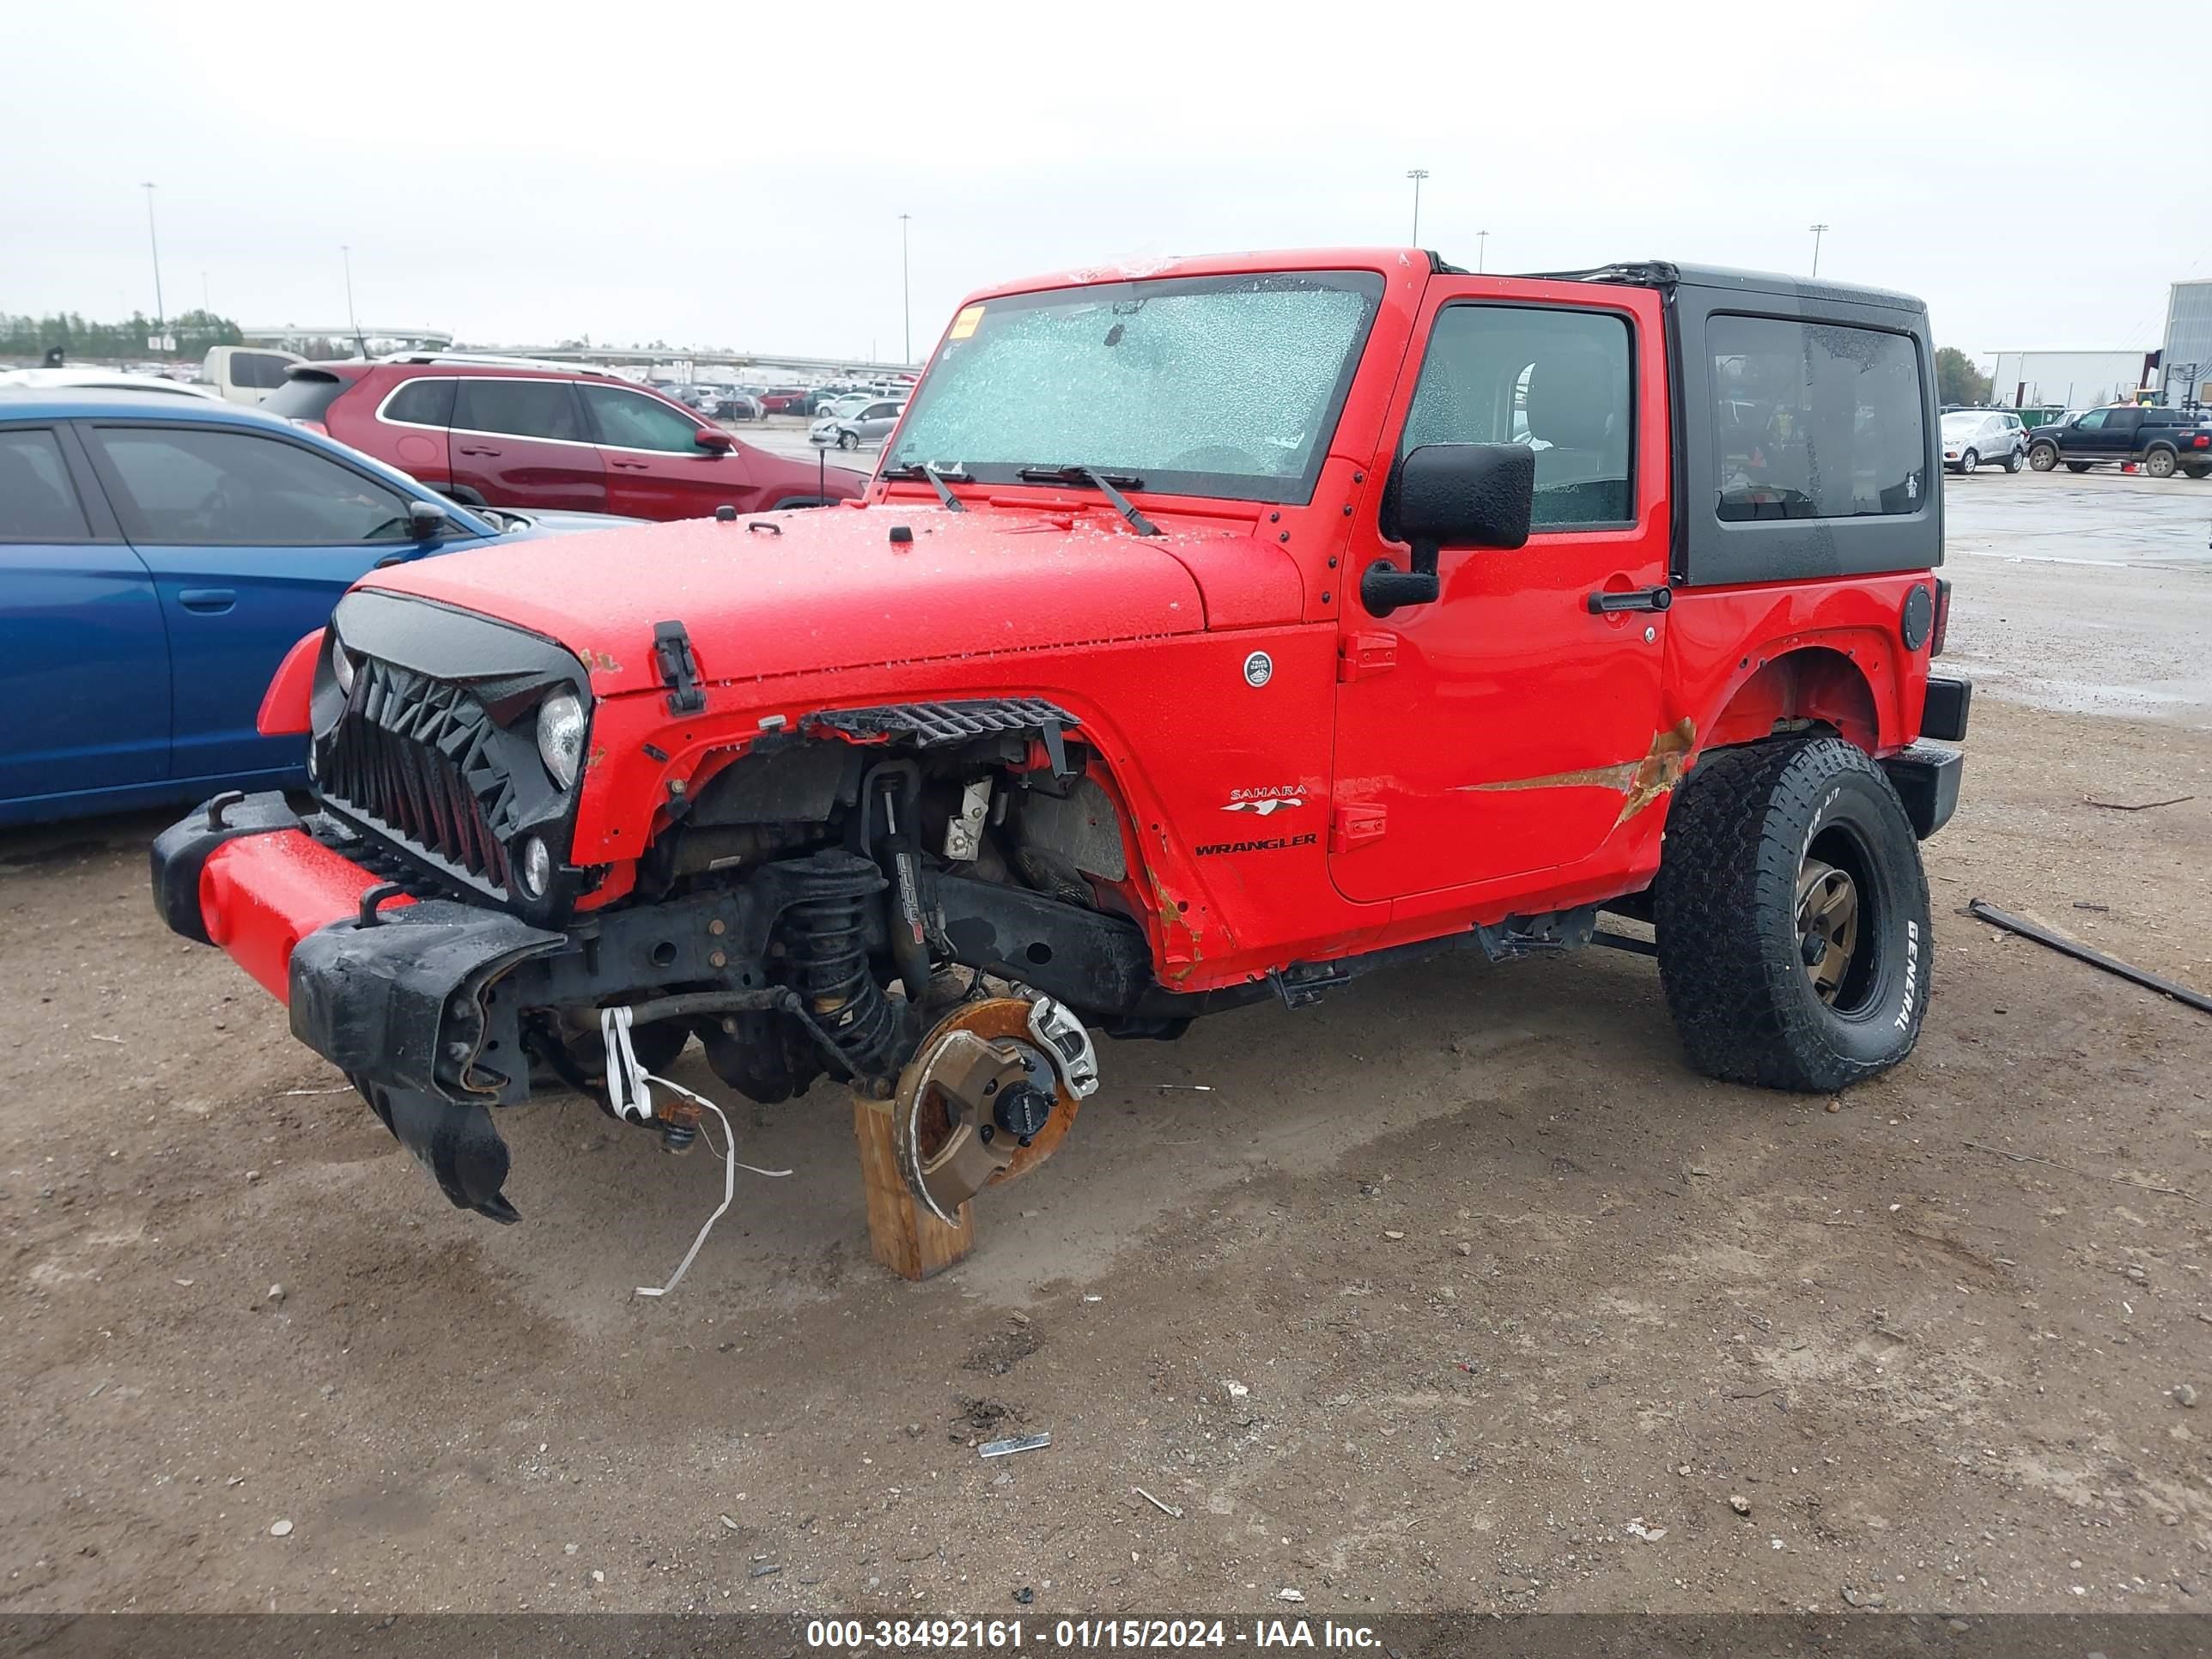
(600, 1005, 653, 1123)
(633, 1066, 792, 1300)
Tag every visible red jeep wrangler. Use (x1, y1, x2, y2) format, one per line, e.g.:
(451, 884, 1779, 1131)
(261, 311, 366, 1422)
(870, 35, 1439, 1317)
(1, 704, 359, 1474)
(150, 250, 1969, 1225)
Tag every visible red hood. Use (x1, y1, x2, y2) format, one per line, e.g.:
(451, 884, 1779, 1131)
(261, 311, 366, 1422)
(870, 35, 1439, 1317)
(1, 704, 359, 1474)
(360, 501, 1299, 697)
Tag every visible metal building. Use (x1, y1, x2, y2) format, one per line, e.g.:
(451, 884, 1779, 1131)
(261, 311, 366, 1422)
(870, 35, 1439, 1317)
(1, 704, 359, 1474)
(1986, 349, 2156, 412)
(2162, 280, 2212, 410)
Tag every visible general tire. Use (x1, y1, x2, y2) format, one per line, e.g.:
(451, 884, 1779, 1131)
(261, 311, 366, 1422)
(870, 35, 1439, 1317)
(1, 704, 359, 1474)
(2065, 461, 2093, 472)
(1656, 737, 1932, 1093)
(2146, 447, 2178, 479)
(2028, 442, 2057, 471)
(1958, 447, 1978, 475)
(2004, 447, 2025, 473)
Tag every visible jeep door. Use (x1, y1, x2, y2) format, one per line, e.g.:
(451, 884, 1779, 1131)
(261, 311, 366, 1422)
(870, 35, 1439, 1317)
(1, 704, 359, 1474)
(1329, 282, 1670, 905)
(576, 382, 757, 520)
(78, 420, 486, 783)
(447, 378, 607, 512)
(0, 422, 171, 814)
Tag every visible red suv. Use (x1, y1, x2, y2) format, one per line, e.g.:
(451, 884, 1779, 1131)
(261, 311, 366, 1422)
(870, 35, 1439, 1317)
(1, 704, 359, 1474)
(262, 356, 866, 521)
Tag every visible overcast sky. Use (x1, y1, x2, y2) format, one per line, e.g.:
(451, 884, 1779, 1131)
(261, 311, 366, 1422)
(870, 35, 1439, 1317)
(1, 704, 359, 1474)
(12, 1, 2207, 367)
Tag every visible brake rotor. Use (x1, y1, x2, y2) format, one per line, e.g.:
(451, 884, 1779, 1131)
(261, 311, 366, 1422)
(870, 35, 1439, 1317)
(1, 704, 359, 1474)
(892, 997, 1083, 1223)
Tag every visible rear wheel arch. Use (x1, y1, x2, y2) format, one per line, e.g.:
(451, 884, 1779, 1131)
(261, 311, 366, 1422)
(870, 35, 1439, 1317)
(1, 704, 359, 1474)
(1698, 645, 1883, 757)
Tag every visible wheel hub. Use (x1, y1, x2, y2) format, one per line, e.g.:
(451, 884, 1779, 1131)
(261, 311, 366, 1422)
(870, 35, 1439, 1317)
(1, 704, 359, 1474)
(1795, 857, 1860, 1005)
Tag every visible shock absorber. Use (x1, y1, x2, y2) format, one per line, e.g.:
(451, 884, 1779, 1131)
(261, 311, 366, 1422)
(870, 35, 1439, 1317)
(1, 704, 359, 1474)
(778, 853, 906, 1083)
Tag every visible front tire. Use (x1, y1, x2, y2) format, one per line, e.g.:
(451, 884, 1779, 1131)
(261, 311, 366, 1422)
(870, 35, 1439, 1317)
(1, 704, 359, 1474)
(837, 430, 859, 450)
(1959, 447, 1978, 475)
(2028, 443, 2058, 471)
(2146, 447, 2178, 479)
(1656, 738, 1932, 1092)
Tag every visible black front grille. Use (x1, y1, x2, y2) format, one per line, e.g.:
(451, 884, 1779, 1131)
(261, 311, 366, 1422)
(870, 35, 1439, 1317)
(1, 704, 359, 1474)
(326, 659, 515, 891)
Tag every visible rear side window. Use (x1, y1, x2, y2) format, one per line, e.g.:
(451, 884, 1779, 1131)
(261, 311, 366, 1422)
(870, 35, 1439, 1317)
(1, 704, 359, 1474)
(381, 377, 457, 427)
(579, 385, 701, 453)
(1710, 315, 1926, 520)
(0, 428, 90, 542)
(453, 379, 584, 442)
(89, 427, 416, 545)
(260, 371, 348, 422)
(1401, 304, 1633, 527)
(234, 352, 296, 391)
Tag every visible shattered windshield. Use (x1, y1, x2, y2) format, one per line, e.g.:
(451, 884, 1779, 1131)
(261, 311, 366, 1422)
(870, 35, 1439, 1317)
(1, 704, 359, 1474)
(886, 270, 1386, 504)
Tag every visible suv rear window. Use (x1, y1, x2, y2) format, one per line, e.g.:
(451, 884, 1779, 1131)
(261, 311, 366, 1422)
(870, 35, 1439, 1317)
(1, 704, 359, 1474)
(382, 378, 457, 428)
(260, 371, 349, 423)
(1710, 315, 1926, 521)
(453, 379, 584, 442)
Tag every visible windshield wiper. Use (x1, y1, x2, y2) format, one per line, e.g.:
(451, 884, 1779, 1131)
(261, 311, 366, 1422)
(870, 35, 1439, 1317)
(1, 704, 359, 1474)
(1015, 465, 1160, 536)
(881, 460, 969, 512)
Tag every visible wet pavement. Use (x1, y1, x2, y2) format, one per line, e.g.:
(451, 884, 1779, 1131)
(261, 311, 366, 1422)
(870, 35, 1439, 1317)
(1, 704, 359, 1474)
(1942, 468, 2212, 726)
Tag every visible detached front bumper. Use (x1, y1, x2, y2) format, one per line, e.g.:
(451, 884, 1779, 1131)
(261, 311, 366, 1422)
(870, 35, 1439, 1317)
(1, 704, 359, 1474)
(150, 791, 564, 1220)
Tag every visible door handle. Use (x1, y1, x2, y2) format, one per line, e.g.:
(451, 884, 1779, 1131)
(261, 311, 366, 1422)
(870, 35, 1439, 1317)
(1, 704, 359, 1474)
(609, 459, 650, 470)
(455, 444, 502, 457)
(178, 587, 236, 614)
(1586, 586, 1673, 615)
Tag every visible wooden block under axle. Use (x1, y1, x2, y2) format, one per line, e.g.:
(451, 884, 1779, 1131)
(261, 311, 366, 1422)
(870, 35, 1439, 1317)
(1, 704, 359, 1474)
(853, 1094, 973, 1280)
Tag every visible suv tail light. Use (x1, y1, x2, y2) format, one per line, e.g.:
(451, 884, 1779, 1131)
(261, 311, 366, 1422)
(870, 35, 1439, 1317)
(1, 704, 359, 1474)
(2193, 433, 2209, 448)
(1929, 578, 1951, 658)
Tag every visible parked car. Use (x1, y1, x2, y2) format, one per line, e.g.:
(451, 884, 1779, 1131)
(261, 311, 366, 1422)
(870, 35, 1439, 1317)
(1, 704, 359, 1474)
(702, 388, 763, 422)
(150, 250, 1966, 1229)
(809, 398, 906, 449)
(259, 356, 867, 520)
(757, 386, 817, 415)
(0, 367, 221, 400)
(2026, 404, 2212, 477)
(814, 392, 872, 424)
(198, 345, 309, 404)
(1940, 409, 2027, 474)
(0, 387, 635, 825)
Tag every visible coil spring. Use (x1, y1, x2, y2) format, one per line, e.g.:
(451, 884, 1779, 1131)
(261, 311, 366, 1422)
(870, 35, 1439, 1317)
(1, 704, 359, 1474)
(781, 872, 903, 1080)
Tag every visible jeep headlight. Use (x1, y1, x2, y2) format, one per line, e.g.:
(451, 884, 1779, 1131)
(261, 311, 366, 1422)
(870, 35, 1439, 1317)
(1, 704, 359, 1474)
(331, 645, 357, 696)
(537, 688, 586, 789)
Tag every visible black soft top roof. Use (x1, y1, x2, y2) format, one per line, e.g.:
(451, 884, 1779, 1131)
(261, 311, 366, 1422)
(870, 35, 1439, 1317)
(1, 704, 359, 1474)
(1525, 260, 1927, 317)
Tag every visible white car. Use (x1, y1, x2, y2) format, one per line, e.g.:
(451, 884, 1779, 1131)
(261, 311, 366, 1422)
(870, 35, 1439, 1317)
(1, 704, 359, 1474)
(0, 368, 220, 399)
(1941, 409, 2027, 475)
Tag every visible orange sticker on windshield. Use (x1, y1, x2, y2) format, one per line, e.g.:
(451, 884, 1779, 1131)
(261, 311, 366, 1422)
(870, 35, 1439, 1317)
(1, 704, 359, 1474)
(949, 305, 985, 340)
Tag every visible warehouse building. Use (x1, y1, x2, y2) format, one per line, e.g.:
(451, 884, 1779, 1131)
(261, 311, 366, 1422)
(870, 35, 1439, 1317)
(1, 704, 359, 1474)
(2162, 280, 2212, 411)
(1987, 349, 2157, 413)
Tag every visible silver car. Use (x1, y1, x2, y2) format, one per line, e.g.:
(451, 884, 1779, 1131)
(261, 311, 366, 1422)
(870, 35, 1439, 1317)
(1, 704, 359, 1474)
(1941, 409, 2027, 475)
(811, 398, 906, 450)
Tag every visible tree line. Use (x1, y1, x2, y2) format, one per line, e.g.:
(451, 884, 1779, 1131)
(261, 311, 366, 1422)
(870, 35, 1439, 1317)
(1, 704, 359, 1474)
(0, 309, 244, 361)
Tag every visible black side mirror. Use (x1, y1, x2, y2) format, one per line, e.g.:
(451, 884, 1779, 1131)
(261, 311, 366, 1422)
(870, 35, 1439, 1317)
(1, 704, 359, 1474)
(1363, 443, 1535, 617)
(407, 499, 450, 540)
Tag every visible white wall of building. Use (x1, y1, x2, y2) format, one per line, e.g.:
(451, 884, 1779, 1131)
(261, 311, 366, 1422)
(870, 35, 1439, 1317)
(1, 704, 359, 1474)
(1987, 349, 2154, 410)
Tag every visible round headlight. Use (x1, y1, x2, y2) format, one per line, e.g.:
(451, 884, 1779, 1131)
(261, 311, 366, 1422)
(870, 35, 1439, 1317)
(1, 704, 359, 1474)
(517, 834, 551, 899)
(537, 688, 586, 789)
(331, 646, 357, 697)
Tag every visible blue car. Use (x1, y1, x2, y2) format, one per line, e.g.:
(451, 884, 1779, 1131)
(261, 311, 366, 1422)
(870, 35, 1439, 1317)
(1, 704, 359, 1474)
(0, 388, 626, 826)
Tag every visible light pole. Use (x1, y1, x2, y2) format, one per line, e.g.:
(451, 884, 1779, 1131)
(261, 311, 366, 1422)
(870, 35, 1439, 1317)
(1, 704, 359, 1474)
(898, 213, 912, 366)
(140, 182, 165, 346)
(1808, 222, 1830, 277)
(342, 245, 363, 355)
(1405, 169, 1429, 244)
(1476, 228, 1490, 274)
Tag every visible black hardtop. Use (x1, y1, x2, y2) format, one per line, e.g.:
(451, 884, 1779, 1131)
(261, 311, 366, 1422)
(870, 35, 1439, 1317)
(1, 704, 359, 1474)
(1529, 260, 1928, 316)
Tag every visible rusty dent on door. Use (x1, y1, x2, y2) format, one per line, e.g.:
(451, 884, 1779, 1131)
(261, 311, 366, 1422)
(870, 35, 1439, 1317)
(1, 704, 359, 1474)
(1460, 720, 1697, 826)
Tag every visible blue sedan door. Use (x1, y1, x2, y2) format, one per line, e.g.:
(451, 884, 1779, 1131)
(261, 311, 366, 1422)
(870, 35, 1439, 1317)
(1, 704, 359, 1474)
(0, 422, 172, 812)
(78, 420, 483, 785)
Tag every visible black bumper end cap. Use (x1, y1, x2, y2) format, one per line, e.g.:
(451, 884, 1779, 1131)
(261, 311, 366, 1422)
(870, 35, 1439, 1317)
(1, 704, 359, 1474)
(149, 790, 303, 945)
(1882, 743, 1964, 840)
(1923, 675, 1972, 743)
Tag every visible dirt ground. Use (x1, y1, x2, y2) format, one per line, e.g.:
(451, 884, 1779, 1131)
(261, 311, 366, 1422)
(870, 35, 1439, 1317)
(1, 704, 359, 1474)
(3, 687, 2212, 1620)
